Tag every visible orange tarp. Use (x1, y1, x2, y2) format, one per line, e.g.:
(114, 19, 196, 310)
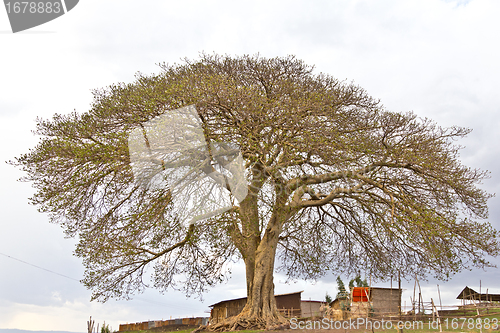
(351, 287, 369, 302)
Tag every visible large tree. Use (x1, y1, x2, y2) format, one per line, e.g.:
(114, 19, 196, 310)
(12, 54, 499, 330)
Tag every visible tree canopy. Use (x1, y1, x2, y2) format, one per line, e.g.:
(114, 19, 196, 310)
(12, 54, 499, 328)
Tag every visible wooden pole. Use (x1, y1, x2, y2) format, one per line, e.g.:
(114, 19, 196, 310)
(432, 299, 435, 322)
(471, 298, 482, 333)
(431, 298, 442, 333)
(363, 287, 373, 318)
(390, 276, 393, 314)
(419, 292, 422, 315)
(437, 284, 443, 310)
(487, 289, 489, 314)
(399, 273, 403, 333)
(87, 316, 95, 333)
(416, 277, 422, 315)
(413, 278, 417, 320)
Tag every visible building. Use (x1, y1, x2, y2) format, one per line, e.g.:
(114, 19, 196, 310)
(301, 300, 327, 318)
(370, 287, 402, 316)
(349, 287, 370, 318)
(209, 291, 302, 324)
(456, 286, 500, 303)
(331, 287, 402, 319)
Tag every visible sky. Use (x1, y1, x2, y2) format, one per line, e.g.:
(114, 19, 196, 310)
(1, 0, 500, 331)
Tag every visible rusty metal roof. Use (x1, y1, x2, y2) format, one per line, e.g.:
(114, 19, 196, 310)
(209, 290, 304, 307)
(457, 286, 500, 301)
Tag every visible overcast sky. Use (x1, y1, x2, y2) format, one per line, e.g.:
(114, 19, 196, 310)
(1, 0, 500, 331)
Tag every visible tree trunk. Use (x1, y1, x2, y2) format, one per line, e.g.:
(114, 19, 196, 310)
(241, 238, 280, 322)
(208, 184, 292, 331)
(210, 224, 288, 331)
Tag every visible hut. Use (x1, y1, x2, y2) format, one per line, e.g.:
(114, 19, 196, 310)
(350, 287, 372, 318)
(336, 287, 402, 319)
(370, 287, 402, 316)
(209, 291, 302, 324)
(456, 286, 500, 303)
(301, 300, 327, 318)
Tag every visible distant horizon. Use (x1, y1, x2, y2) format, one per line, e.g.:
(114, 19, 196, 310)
(0, 329, 85, 333)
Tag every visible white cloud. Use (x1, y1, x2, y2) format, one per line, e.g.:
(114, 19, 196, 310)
(0, 299, 133, 331)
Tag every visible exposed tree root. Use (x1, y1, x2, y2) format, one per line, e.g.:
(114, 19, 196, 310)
(191, 325, 207, 333)
(207, 314, 289, 332)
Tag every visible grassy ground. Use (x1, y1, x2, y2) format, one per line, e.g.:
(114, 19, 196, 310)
(119, 309, 500, 333)
(377, 313, 500, 333)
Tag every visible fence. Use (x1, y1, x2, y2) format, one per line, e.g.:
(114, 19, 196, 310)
(119, 317, 209, 331)
(278, 307, 301, 318)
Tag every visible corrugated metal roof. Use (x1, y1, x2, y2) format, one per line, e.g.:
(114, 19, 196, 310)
(457, 286, 500, 301)
(209, 290, 304, 307)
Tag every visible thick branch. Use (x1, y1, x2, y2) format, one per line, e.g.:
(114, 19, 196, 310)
(286, 160, 386, 193)
(291, 183, 364, 208)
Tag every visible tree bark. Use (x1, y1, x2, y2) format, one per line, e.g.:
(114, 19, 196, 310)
(209, 205, 291, 331)
(210, 237, 286, 331)
(208, 176, 293, 331)
(241, 235, 280, 322)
